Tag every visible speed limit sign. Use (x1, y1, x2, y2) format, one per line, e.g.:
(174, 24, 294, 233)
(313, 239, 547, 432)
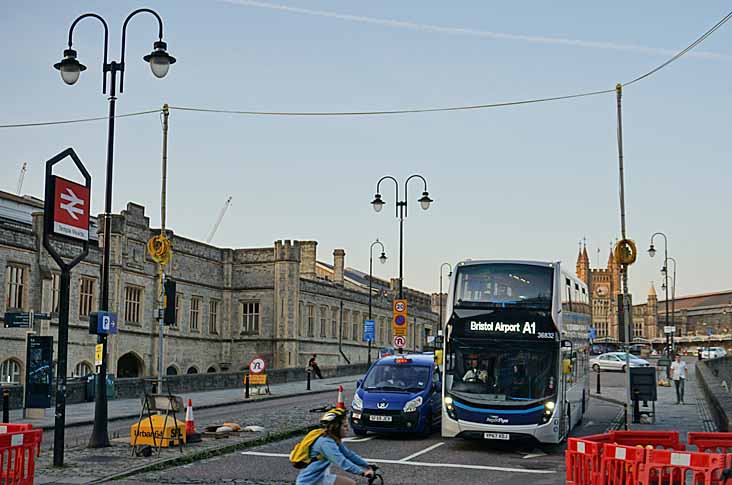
(249, 357, 266, 374)
(393, 335, 406, 348)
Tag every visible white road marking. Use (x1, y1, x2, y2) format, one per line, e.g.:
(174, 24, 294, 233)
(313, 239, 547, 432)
(398, 442, 445, 462)
(522, 453, 547, 460)
(240, 451, 555, 474)
(342, 436, 375, 443)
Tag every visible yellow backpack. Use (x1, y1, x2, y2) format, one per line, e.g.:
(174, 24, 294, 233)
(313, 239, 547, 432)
(289, 428, 325, 469)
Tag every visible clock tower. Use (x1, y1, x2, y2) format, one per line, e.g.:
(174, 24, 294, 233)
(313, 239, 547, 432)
(576, 242, 621, 340)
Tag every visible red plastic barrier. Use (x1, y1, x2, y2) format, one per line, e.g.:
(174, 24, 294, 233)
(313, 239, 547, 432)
(688, 432, 732, 453)
(599, 443, 646, 485)
(640, 448, 729, 485)
(0, 424, 32, 435)
(567, 438, 605, 485)
(0, 428, 42, 485)
(566, 431, 684, 485)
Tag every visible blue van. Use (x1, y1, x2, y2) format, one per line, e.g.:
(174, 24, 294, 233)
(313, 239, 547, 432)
(349, 354, 441, 437)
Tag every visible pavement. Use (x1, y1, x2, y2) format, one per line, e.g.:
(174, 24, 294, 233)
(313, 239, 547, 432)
(589, 358, 717, 439)
(22, 375, 361, 484)
(10, 374, 356, 431)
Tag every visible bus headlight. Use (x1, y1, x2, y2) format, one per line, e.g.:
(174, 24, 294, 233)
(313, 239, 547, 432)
(540, 401, 555, 424)
(352, 394, 363, 411)
(403, 396, 423, 413)
(444, 396, 457, 419)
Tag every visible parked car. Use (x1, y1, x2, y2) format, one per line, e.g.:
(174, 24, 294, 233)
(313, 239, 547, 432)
(590, 352, 650, 372)
(701, 347, 727, 359)
(350, 354, 441, 438)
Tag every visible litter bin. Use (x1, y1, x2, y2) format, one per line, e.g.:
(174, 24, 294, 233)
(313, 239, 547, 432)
(86, 374, 117, 401)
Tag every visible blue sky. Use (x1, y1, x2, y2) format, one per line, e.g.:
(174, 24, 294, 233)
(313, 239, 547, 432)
(2, 1, 731, 301)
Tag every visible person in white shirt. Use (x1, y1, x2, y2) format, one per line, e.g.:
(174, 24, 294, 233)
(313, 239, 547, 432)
(670, 355, 688, 404)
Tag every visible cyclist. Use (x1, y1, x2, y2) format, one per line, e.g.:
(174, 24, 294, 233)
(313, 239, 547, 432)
(296, 408, 375, 485)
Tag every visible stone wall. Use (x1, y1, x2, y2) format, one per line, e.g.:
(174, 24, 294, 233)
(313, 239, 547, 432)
(696, 357, 732, 431)
(3, 362, 369, 410)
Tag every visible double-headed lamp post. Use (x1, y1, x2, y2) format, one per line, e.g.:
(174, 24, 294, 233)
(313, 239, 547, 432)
(54, 9, 176, 449)
(648, 232, 671, 362)
(439, 263, 452, 327)
(370, 175, 433, 299)
(367, 240, 387, 364)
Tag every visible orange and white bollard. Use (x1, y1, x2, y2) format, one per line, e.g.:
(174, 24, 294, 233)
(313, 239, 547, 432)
(185, 399, 196, 435)
(336, 385, 345, 409)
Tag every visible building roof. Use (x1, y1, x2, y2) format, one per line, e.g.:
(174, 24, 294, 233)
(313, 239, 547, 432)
(658, 290, 732, 312)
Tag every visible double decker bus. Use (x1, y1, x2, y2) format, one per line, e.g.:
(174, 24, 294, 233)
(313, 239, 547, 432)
(441, 260, 591, 444)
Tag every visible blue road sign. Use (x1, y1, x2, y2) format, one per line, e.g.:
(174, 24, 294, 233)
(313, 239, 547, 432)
(96, 311, 118, 334)
(708, 327, 714, 337)
(589, 327, 597, 340)
(364, 319, 375, 342)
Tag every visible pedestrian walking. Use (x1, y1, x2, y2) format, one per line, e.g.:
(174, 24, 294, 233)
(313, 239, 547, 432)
(308, 354, 323, 379)
(670, 354, 688, 404)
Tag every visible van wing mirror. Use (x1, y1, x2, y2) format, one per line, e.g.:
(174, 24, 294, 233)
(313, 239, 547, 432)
(357, 379, 363, 388)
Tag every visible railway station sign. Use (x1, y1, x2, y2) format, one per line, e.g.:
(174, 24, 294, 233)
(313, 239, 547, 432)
(45, 175, 90, 242)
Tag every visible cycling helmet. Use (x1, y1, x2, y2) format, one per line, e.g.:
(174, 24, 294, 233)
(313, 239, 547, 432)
(320, 408, 348, 426)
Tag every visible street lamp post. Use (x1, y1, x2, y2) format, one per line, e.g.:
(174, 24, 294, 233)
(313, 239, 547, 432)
(370, 175, 433, 299)
(368, 239, 387, 365)
(54, 9, 176, 449)
(439, 263, 452, 327)
(667, 257, 678, 335)
(648, 232, 671, 371)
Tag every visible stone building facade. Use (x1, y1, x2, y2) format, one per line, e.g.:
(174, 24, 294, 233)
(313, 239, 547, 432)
(0, 191, 437, 384)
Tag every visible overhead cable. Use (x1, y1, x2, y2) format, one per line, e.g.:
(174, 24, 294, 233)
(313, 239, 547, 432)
(1, 8, 730, 127)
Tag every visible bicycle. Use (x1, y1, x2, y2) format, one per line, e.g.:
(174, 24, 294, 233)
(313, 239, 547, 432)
(366, 464, 384, 485)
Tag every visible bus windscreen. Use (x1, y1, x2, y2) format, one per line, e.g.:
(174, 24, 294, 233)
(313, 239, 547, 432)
(455, 263, 553, 310)
(447, 339, 557, 403)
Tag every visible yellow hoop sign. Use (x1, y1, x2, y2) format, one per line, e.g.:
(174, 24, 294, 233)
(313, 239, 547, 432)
(614, 239, 637, 265)
(147, 234, 172, 266)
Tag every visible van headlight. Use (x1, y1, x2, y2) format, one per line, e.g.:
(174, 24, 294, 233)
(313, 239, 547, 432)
(403, 396, 423, 413)
(352, 393, 363, 411)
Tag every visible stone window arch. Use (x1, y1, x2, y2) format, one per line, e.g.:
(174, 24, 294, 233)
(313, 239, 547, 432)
(166, 365, 179, 376)
(207, 366, 217, 373)
(74, 361, 93, 377)
(0, 359, 22, 384)
(186, 366, 198, 374)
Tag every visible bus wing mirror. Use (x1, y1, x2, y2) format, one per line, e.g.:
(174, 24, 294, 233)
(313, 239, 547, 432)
(562, 340, 573, 351)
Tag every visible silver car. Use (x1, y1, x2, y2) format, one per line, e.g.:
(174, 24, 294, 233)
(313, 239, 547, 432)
(590, 352, 650, 372)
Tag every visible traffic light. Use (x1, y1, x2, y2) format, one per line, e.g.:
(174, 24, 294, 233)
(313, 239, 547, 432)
(163, 279, 176, 325)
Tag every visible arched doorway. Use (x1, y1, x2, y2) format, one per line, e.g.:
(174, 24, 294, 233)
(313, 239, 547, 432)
(117, 353, 143, 378)
(186, 367, 198, 374)
(207, 366, 217, 373)
(166, 365, 178, 375)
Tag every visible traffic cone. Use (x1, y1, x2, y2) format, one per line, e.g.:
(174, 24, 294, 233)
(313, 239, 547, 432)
(336, 385, 345, 409)
(185, 399, 196, 435)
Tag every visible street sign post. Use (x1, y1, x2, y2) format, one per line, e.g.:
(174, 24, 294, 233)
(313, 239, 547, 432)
(392, 299, 408, 353)
(664, 326, 676, 334)
(42, 147, 91, 467)
(94, 344, 103, 367)
(88, 312, 118, 335)
(25, 335, 53, 409)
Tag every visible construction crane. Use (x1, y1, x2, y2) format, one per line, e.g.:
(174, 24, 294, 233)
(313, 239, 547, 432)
(205, 196, 232, 243)
(16, 162, 27, 195)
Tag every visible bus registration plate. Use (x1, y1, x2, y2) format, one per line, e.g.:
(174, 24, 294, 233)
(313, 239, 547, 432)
(369, 415, 392, 422)
(484, 432, 509, 440)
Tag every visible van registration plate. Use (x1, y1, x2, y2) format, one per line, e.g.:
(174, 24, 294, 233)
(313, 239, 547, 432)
(369, 415, 392, 422)
(484, 432, 510, 440)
